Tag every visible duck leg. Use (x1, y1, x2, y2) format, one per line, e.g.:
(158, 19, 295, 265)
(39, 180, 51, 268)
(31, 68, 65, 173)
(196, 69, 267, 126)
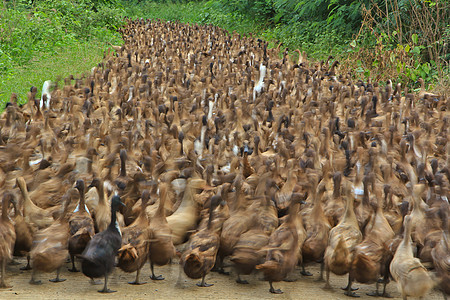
(269, 281, 283, 294)
(316, 261, 325, 282)
(323, 267, 331, 289)
(196, 275, 213, 287)
(29, 270, 42, 285)
(49, 267, 66, 283)
(300, 264, 312, 276)
(68, 254, 79, 272)
(366, 280, 380, 297)
(211, 255, 229, 275)
(20, 254, 32, 271)
(368, 277, 392, 298)
(380, 279, 392, 298)
(149, 262, 164, 280)
(0, 259, 12, 288)
(98, 274, 116, 293)
(236, 274, 249, 284)
(129, 268, 147, 285)
(343, 274, 359, 297)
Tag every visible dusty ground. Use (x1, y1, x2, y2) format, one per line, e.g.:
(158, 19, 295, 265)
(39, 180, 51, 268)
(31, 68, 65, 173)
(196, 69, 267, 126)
(1, 256, 443, 300)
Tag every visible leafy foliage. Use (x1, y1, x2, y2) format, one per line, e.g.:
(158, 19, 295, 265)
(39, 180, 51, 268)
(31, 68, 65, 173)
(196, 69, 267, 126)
(0, 0, 125, 104)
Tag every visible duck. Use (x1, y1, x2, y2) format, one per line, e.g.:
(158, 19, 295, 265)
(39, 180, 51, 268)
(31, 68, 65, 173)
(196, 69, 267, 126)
(350, 187, 395, 297)
(256, 193, 304, 294)
(390, 215, 434, 299)
(87, 177, 110, 232)
(16, 176, 54, 229)
(417, 78, 440, 100)
(302, 174, 331, 280)
(29, 191, 72, 284)
(430, 203, 449, 299)
(181, 195, 222, 287)
(148, 182, 176, 280)
(0, 192, 16, 288)
(80, 195, 125, 293)
(11, 190, 34, 271)
(217, 175, 252, 274)
(167, 177, 208, 245)
(324, 183, 363, 296)
(117, 190, 151, 285)
(68, 179, 95, 272)
(230, 220, 269, 284)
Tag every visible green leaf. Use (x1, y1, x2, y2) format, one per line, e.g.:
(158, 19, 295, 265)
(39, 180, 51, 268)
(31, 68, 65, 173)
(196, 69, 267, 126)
(412, 33, 418, 45)
(390, 52, 396, 63)
(423, 63, 430, 74)
(405, 44, 410, 53)
(350, 40, 356, 48)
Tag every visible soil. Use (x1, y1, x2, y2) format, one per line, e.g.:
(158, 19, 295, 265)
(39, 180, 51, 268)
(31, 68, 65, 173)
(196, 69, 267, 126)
(1, 256, 442, 300)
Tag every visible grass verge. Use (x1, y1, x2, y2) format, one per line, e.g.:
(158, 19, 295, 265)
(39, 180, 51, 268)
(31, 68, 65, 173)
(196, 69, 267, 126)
(0, 41, 106, 106)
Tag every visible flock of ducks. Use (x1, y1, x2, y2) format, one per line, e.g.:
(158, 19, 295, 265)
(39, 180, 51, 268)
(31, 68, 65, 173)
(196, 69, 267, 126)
(0, 19, 449, 299)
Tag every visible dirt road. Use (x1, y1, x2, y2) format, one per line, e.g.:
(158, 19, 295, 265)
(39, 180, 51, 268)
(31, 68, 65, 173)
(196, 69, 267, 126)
(1, 257, 442, 300)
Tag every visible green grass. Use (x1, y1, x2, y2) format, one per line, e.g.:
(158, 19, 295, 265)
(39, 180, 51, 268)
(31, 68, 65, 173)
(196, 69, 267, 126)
(0, 41, 107, 105)
(0, 0, 124, 108)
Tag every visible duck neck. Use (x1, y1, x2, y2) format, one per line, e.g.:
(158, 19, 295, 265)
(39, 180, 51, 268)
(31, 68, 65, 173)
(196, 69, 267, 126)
(109, 205, 118, 231)
(120, 153, 127, 177)
(312, 186, 324, 217)
(19, 180, 32, 208)
(1, 197, 9, 220)
(156, 189, 166, 218)
(343, 193, 357, 225)
(233, 184, 243, 211)
(97, 182, 106, 205)
(403, 219, 412, 245)
(254, 139, 260, 156)
(12, 201, 20, 218)
(78, 186, 86, 212)
(333, 183, 341, 198)
(286, 201, 300, 224)
(207, 201, 217, 230)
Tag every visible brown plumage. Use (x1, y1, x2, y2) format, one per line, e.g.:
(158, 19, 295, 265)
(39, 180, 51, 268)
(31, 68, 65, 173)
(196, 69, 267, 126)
(217, 176, 252, 274)
(16, 176, 54, 230)
(0, 192, 16, 288)
(302, 176, 331, 279)
(117, 190, 151, 285)
(324, 183, 362, 295)
(68, 179, 95, 272)
(390, 215, 434, 300)
(11, 193, 34, 271)
(256, 193, 303, 294)
(181, 195, 222, 287)
(350, 187, 395, 297)
(87, 178, 110, 232)
(431, 204, 449, 299)
(148, 183, 176, 280)
(29, 192, 72, 284)
(230, 227, 269, 284)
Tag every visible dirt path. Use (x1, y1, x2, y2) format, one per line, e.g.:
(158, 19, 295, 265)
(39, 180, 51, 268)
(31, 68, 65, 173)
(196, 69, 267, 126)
(1, 257, 442, 300)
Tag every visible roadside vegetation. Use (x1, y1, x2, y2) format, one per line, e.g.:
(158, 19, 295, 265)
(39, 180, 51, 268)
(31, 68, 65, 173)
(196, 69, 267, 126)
(1, 0, 448, 106)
